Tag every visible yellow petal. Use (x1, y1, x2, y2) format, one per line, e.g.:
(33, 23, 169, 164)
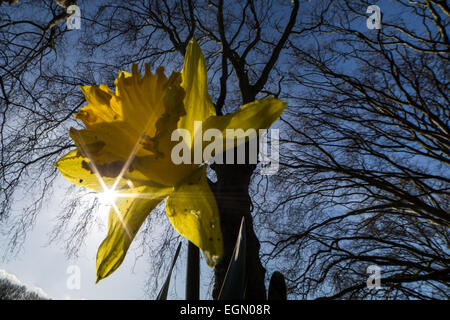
(132, 154, 196, 188)
(78, 84, 123, 126)
(179, 38, 216, 146)
(114, 64, 185, 138)
(69, 124, 140, 166)
(118, 70, 132, 79)
(165, 166, 223, 267)
(199, 97, 287, 161)
(54, 150, 127, 192)
(96, 184, 173, 282)
(64, 64, 188, 189)
(73, 64, 185, 167)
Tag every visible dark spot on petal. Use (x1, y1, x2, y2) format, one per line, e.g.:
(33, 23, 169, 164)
(81, 160, 94, 173)
(87, 141, 105, 154)
(97, 160, 125, 177)
(79, 179, 83, 183)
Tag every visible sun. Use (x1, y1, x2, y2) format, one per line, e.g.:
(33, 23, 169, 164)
(97, 188, 118, 206)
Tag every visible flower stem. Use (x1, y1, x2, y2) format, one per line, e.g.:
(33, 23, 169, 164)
(186, 241, 200, 300)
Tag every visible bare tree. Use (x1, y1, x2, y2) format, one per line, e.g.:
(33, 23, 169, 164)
(0, 0, 81, 251)
(257, 0, 449, 299)
(0, 277, 49, 300)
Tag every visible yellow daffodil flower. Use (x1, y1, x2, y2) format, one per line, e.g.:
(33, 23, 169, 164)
(55, 38, 287, 283)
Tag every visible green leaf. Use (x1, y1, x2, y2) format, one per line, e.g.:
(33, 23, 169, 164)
(218, 216, 247, 300)
(156, 242, 182, 300)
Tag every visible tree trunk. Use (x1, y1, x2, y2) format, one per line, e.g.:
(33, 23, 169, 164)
(210, 160, 266, 300)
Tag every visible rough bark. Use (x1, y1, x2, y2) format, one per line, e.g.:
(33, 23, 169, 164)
(210, 148, 266, 300)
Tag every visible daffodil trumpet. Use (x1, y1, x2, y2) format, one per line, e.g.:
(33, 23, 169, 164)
(55, 38, 287, 282)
